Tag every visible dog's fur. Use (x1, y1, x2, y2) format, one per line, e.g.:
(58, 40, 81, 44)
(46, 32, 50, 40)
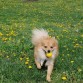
(31, 29, 59, 82)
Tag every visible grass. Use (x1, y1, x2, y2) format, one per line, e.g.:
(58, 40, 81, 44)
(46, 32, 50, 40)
(0, 0, 83, 83)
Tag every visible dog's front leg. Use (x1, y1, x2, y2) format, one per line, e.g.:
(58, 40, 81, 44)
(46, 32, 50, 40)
(46, 64, 53, 82)
(35, 59, 41, 69)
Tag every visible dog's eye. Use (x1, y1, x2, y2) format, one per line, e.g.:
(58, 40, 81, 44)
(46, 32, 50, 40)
(44, 46, 47, 48)
(50, 46, 53, 48)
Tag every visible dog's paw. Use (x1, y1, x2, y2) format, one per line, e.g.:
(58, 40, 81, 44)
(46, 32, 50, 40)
(46, 76, 51, 82)
(37, 64, 41, 69)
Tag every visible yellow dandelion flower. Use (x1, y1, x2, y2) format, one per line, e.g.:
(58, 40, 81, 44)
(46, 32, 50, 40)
(26, 59, 29, 62)
(75, 44, 79, 46)
(28, 66, 32, 69)
(81, 34, 83, 37)
(9, 30, 16, 36)
(25, 61, 29, 65)
(0, 32, 3, 36)
(74, 43, 80, 48)
(62, 76, 67, 80)
(6, 56, 9, 58)
(50, 36, 52, 37)
(6, 34, 10, 36)
(70, 60, 74, 63)
(63, 30, 68, 33)
(26, 57, 29, 60)
(26, 58, 29, 61)
(20, 57, 23, 61)
(77, 68, 82, 72)
(72, 50, 75, 52)
(10, 30, 14, 35)
(2, 37, 8, 41)
(62, 59, 64, 61)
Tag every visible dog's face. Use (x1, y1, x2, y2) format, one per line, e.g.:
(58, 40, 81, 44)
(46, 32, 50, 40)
(41, 37, 58, 53)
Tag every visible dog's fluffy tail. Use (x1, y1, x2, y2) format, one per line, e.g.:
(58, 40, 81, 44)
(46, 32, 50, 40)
(32, 28, 49, 45)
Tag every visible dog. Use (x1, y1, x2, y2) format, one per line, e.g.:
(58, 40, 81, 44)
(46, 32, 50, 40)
(31, 28, 59, 82)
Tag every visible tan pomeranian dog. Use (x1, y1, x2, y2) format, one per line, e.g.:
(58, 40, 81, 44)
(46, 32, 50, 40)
(31, 29, 59, 82)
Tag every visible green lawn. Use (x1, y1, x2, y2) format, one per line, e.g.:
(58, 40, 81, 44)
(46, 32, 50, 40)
(0, 0, 83, 83)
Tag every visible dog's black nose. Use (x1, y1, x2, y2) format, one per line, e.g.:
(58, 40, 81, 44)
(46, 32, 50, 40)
(48, 50, 50, 53)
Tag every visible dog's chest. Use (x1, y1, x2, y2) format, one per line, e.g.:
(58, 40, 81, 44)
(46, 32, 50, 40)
(37, 48, 56, 66)
(38, 48, 47, 60)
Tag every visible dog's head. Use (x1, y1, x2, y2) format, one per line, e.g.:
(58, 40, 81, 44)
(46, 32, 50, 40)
(41, 37, 58, 54)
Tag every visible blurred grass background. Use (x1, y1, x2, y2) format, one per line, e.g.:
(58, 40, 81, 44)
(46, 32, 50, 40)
(0, 0, 83, 83)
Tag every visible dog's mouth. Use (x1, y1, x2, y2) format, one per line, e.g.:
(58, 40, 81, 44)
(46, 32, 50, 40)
(43, 49, 47, 54)
(43, 49, 49, 53)
(43, 49, 53, 58)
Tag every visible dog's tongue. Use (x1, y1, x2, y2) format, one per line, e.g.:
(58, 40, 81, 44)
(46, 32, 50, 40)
(46, 52, 52, 58)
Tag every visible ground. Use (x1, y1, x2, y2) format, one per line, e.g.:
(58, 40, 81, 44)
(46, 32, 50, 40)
(0, 0, 83, 83)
